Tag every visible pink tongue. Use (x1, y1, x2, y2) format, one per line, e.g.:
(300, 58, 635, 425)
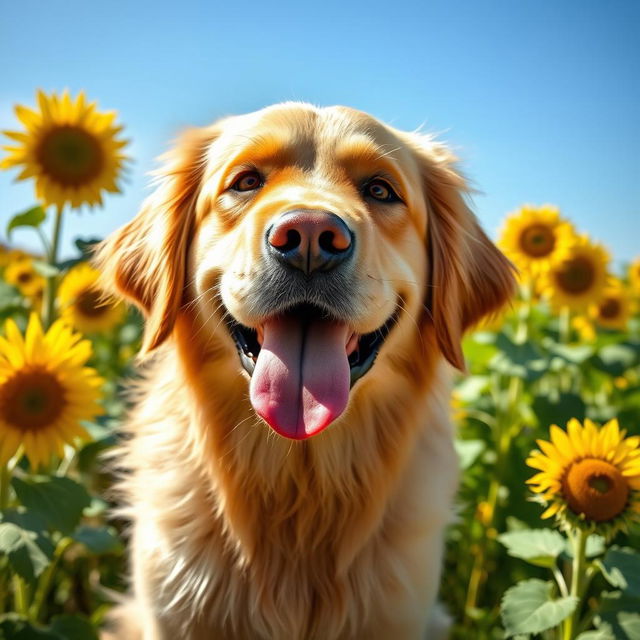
(249, 316, 351, 439)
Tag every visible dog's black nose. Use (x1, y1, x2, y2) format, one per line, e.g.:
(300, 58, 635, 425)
(266, 210, 354, 274)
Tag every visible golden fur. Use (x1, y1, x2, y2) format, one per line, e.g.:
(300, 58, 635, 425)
(96, 103, 515, 639)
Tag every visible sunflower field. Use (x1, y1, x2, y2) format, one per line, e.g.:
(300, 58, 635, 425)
(1, 91, 639, 640)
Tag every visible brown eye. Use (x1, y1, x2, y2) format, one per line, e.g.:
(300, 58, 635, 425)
(231, 171, 263, 192)
(365, 179, 400, 203)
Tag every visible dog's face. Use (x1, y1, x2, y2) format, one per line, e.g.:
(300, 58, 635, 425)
(97, 103, 514, 440)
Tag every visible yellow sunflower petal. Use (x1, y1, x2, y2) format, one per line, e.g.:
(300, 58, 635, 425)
(528, 418, 640, 533)
(0, 427, 21, 465)
(541, 503, 562, 519)
(1, 90, 129, 210)
(0, 315, 102, 469)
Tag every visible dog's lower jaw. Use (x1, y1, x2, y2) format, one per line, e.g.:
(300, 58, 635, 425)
(112, 317, 458, 639)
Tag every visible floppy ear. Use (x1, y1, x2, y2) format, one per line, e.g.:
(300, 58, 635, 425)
(94, 126, 216, 355)
(415, 139, 516, 370)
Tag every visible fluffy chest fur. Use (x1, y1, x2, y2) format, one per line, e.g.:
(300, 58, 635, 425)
(115, 320, 458, 640)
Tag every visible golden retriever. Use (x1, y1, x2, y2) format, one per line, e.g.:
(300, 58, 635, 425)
(96, 103, 515, 639)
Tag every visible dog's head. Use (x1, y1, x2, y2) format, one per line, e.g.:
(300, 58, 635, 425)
(96, 103, 515, 440)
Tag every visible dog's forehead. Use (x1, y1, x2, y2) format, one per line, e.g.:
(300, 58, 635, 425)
(210, 103, 411, 168)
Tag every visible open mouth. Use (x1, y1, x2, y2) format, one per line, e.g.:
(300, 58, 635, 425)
(227, 303, 395, 386)
(224, 302, 396, 440)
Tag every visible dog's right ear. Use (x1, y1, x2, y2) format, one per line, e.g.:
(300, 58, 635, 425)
(94, 126, 218, 355)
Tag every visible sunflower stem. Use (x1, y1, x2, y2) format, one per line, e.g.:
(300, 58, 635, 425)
(463, 284, 530, 625)
(30, 536, 74, 623)
(0, 464, 10, 511)
(563, 528, 588, 640)
(463, 377, 522, 621)
(43, 206, 64, 329)
(36, 226, 51, 257)
(12, 575, 30, 617)
(552, 563, 569, 598)
(559, 305, 571, 343)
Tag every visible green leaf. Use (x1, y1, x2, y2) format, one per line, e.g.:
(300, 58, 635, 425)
(591, 344, 638, 377)
(73, 525, 123, 555)
(490, 333, 548, 381)
(549, 343, 595, 364)
(31, 260, 60, 278)
(576, 625, 616, 640)
(454, 376, 489, 402)
(6, 206, 46, 239)
(598, 547, 640, 597)
(462, 335, 498, 371)
(55, 238, 102, 272)
(11, 476, 92, 536)
(498, 529, 566, 568)
(50, 615, 99, 640)
(599, 591, 640, 639)
(0, 522, 52, 583)
(585, 535, 606, 558)
(0, 615, 61, 639)
(619, 614, 640, 640)
(1, 507, 49, 534)
(0, 280, 24, 310)
(532, 393, 586, 428)
(75, 237, 101, 258)
(500, 579, 578, 637)
(454, 439, 485, 470)
(76, 433, 118, 474)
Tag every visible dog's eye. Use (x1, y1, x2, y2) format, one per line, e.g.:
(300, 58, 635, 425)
(231, 171, 263, 192)
(364, 179, 400, 203)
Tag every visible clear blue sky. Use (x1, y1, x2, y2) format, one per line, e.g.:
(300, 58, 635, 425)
(1, 0, 638, 268)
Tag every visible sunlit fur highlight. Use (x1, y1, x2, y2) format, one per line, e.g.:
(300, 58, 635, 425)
(95, 103, 515, 639)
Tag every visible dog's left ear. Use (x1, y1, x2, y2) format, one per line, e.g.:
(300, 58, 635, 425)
(412, 137, 516, 370)
(94, 126, 217, 355)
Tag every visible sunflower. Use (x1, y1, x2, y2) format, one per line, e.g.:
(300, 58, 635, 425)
(3, 258, 46, 298)
(571, 315, 596, 342)
(58, 263, 125, 334)
(0, 246, 30, 268)
(629, 257, 640, 294)
(0, 314, 103, 469)
(527, 418, 640, 538)
(1, 89, 128, 210)
(498, 205, 576, 277)
(539, 235, 610, 312)
(589, 280, 631, 331)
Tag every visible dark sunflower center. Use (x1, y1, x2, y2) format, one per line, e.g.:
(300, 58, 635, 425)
(76, 289, 109, 317)
(36, 126, 104, 187)
(562, 458, 629, 522)
(17, 271, 33, 284)
(599, 298, 621, 319)
(0, 367, 66, 431)
(555, 256, 596, 294)
(519, 224, 555, 258)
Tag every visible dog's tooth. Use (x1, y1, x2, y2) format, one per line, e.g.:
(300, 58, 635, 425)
(346, 333, 359, 356)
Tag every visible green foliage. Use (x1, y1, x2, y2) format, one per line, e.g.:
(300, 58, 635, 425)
(6, 206, 46, 239)
(73, 526, 123, 556)
(498, 529, 566, 568)
(598, 592, 640, 639)
(598, 548, 640, 597)
(500, 579, 578, 637)
(0, 522, 52, 583)
(11, 477, 91, 536)
(0, 614, 98, 639)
